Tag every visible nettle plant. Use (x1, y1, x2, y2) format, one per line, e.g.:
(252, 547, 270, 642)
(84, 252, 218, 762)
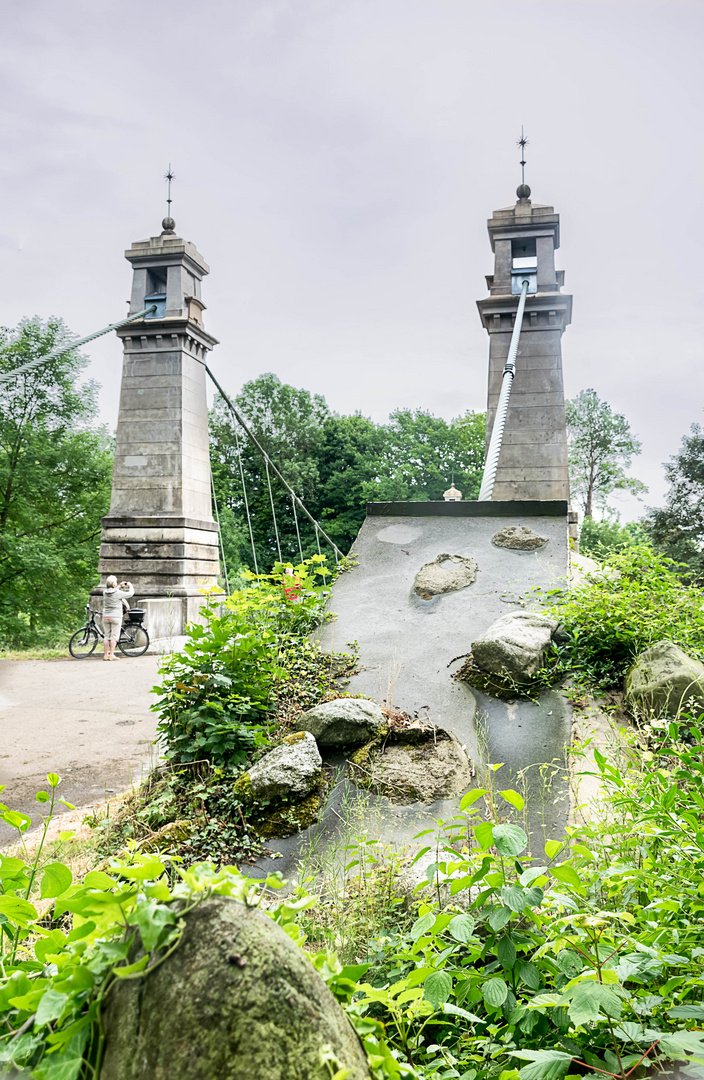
(153, 555, 342, 765)
(335, 760, 704, 1080)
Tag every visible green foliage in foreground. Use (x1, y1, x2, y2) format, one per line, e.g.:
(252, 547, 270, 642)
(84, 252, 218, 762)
(6, 720, 704, 1079)
(546, 545, 704, 689)
(153, 555, 352, 766)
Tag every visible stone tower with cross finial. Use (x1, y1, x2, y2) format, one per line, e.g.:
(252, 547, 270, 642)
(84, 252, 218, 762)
(95, 215, 221, 638)
(476, 183, 572, 503)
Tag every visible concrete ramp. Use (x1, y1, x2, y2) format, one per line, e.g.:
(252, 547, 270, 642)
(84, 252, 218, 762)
(249, 502, 573, 880)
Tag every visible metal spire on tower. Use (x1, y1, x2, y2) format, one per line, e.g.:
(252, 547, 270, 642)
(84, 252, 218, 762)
(516, 128, 531, 201)
(162, 164, 176, 234)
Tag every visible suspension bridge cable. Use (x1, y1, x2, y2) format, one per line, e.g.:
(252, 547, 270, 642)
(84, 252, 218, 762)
(209, 462, 230, 596)
(291, 494, 304, 564)
(232, 419, 259, 575)
(0, 305, 158, 386)
(478, 277, 530, 502)
(204, 363, 344, 562)
(265, 457, 282, 563)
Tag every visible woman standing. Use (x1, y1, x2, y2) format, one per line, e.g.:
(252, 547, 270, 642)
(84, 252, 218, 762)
(102, 576, 134, 661)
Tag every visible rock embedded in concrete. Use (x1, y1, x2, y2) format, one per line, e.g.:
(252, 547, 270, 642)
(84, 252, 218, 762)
(295, 698, 387, 746)
(413, 553, 478, 599)
(471, 611, 558, 683)
(492, 526, 548, 551)
(348, 730, 473, 804)
(243, 731, 322, 801)
(100, 896, 370, 1080)
(626, 641, 704, 717)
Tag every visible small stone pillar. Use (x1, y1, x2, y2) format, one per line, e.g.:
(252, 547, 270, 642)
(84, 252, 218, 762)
(94, 217, 221, 640)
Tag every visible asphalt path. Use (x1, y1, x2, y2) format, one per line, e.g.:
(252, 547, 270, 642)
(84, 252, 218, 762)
(0, 654, 161, 842)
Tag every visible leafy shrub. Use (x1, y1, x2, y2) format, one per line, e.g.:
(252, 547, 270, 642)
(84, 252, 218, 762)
(300, 730, 704, 1080)
(550, 545, 704, 687)
(153, 555, 346, 765)
(578, 517, 647, 561)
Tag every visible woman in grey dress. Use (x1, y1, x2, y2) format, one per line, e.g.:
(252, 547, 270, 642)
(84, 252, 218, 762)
(102, 575, 134, 661)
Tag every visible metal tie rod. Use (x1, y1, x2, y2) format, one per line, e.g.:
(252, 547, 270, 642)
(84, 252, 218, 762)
(477, 277, 530, 502)
(204, 363, 345, 561)
(0, 305, 157, 386)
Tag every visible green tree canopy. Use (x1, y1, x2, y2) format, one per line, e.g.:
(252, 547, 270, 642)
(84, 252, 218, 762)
(566, 388, 646, 519)
(209, 373, 485, 578)
(645, 420, 704, 582)
(0, 318, 112, 646)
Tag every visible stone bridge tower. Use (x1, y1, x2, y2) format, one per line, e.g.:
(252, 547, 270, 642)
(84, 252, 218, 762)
(96, 216, 221, 638)
(477, 184, 572, 502)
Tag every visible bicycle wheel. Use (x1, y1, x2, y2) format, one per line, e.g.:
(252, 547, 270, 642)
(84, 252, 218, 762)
(117, 626, 150, 657)
(69, 626, 99, 659)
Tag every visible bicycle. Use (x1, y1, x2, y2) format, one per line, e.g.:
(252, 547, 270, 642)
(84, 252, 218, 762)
(68, 604, 150, 659)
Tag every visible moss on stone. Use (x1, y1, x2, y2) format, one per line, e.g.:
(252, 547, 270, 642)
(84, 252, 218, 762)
(233, 771, 253, 805)
(283, 731, 307, 745)
(235, 766, 327, 840)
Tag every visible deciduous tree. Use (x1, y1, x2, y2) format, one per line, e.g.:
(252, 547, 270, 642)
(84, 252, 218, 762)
(566, 389, 646, 518)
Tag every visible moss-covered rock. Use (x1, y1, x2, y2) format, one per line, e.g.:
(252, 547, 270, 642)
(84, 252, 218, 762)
(346, 731, 473, 804)
(100, 896, 370, 1080)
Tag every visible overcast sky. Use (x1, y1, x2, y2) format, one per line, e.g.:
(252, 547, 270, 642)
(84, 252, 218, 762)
(2, 0, 703, 520)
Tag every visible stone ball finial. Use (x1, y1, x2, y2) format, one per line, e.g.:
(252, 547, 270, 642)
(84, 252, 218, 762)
(161, 216, 176, 235)
(516, 184, 531, 201)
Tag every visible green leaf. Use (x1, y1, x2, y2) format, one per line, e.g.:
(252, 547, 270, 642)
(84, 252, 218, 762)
(511, 1049, 573, 1080)
(133, 898, 176, 952)
(501, 885, 529, 912)
(659, 1030, 704, 1061)
(47, 773, 61, 788)
(517, 960, 541, 990)
(460, 789, 487, 810)
(117, 858, 166, 882)
(560, 981, 622, 1025)
(488, 906, 512, 932)
(35, 988, 69, 1026)
(83, 871, 117, 889)
(520, 866, 548, 886)
(544, 840, 563, 859)
(411, 912, 435, 942)
(0, 894, 38, 926)
(448, 914, 475, 943)
(442, 1001, 484, 1023)
(493, 824, 528, 857)
(499, 789, 525, 811)
(424, 970, 453, 1009)
(1, 809, 31, 833)
(40, 862, 73, 900)
(483, 977, 508, 1009)
(35, 790, 51, 803)
(550, 864, 583, 889)
(497, 935, 517, 969)
(669, 1005, 704, 1020)
(474, 821, 494, 849)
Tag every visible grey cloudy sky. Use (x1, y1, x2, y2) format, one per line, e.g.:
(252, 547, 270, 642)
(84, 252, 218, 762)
(2, 0, 703, 519)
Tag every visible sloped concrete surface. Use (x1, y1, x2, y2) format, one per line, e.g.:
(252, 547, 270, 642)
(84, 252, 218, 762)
(248, 511, 572, 877)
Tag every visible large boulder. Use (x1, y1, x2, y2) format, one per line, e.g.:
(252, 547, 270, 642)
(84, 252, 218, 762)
(295, 698, 387, 746)
(413, 553, 478, 599)
(100, 896, 370, 1080)
(244, 731, 322, 800)
(348, 730, 473, 804)
(471, 611, 558, 683)
(626, 641, 704, 716)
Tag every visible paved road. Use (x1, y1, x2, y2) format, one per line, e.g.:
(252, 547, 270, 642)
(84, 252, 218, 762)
(0, 654, 161, 841)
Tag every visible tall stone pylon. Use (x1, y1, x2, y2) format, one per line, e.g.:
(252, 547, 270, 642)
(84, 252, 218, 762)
(97, 216, 221, 637)
(477, 184, 572, 502)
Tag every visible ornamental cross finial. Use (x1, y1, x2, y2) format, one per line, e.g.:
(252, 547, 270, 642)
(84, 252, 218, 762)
(517, 127, 528, 186)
